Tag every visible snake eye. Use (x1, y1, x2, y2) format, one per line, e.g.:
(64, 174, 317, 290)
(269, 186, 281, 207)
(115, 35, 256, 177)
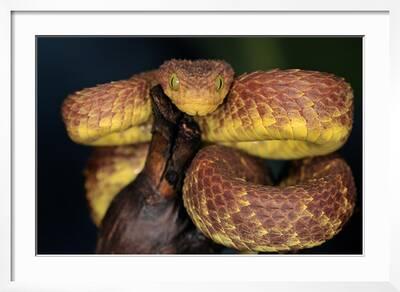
(169, 74, 180, 91)
(215, 75, 224, 91)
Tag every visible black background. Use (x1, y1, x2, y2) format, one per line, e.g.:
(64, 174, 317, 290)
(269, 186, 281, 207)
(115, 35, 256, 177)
(37, 37, 362, 254)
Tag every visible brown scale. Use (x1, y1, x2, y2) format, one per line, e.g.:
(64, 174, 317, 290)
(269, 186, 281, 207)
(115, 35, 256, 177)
(198, 68, 353, 142)
(61, 78, 151, 144)
(183, 145, 356, 252)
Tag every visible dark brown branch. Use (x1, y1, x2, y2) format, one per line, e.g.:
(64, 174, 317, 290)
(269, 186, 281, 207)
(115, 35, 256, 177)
(96, 85, 220, 254)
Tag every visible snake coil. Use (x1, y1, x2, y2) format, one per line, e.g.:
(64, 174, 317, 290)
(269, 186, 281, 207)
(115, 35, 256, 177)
(62, 59, 356, 252)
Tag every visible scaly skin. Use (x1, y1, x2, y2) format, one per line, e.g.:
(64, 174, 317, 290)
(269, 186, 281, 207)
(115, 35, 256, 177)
(61, 59, 356, 252)
(197, 69, 353, 159)
(84, 144, 148, 226)
(183, 145, 355, 252)
(62, 67, 353, 159)
(61, 77, 153, 145)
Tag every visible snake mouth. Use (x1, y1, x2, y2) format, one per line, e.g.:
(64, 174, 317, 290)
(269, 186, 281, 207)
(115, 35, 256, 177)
(172, 100, 222, 116)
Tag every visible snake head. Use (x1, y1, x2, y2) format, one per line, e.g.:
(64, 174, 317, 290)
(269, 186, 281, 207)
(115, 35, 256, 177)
(157, 59, 234, 116)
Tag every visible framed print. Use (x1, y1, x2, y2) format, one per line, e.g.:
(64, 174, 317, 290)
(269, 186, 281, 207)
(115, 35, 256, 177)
(36, 36, 363, 256)
(1, 1, 399, 291)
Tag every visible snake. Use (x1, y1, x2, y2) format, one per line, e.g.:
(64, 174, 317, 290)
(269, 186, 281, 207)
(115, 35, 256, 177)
(62, 59, 356, 252)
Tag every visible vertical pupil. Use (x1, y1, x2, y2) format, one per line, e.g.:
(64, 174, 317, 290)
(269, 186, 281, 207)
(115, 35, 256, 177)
(170, 75, 179, 89)
(216, 77, 223, 90)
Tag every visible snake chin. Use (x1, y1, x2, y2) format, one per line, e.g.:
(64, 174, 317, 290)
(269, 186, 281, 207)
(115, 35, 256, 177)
(165, 88, 228, 116)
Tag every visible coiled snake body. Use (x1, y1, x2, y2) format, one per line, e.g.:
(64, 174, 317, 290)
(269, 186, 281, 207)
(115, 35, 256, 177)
(62, 59, 356, 252)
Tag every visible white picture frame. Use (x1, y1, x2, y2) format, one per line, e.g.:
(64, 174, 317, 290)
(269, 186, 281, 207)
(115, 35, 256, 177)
(1, 1, 399, 291)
